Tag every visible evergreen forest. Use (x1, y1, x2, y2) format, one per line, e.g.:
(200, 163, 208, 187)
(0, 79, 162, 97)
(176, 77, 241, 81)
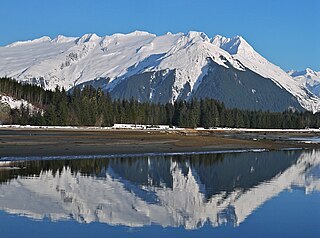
(1, 77, 320, 129)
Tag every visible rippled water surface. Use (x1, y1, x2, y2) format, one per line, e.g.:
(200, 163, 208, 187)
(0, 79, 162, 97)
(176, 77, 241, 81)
(0, 150, 319, 237)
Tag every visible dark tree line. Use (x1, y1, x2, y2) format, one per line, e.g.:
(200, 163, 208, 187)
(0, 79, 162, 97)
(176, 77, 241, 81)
(1, 77, 320, 128)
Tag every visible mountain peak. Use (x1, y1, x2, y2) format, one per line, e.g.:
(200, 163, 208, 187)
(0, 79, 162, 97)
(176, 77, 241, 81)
(211, 35, 252, 55)
(186, 31, 210, 42)
(290, 68, 319, 78)
(289, 67, 320, 97)
(52, 35, 77, 43)
(128, 30, 155, 37)
(6, 36, 51, 47)
(305, 68, 317, 75)
(76, 33, 101, 44)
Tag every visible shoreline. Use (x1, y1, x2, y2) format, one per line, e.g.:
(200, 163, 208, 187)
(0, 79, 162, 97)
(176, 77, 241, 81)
(2, 124, 320, 133)
(1, 149, 270, 162)
(0, 127, 319, 158)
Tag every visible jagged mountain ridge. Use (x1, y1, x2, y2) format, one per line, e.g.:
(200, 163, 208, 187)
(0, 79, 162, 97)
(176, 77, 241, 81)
(0, 31, 319, 112)
(289, 68, 320, 97)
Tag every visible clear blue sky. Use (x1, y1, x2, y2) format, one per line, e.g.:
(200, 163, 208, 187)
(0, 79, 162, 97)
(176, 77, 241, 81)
(0, 0, 319, 71)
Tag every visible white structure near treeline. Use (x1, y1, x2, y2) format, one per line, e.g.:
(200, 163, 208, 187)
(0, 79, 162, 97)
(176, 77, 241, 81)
(112, 124, 170, 130)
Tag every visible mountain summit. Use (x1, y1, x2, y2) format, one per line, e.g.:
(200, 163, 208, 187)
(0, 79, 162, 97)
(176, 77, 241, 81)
(1, 31, 319, 112)
(289, 68, 320, 97)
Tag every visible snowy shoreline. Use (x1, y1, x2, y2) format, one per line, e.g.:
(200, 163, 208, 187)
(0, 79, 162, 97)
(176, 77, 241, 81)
(1, 124, 320, 133)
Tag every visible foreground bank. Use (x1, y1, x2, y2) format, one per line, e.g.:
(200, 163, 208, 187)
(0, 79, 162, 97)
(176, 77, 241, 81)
(0, 127, 319, 157)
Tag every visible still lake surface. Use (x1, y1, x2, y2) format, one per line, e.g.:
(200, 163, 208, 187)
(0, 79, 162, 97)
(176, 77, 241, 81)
(0, 149, 319, 237)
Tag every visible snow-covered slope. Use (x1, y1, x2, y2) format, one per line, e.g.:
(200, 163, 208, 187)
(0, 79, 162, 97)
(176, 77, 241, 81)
(0, 150, 319, 229)
(289, 68, 320, 97)
(0, 31, 241, 92)
(211, 35, 319, 112)
(0, 94, 39, 115)
(1, 31, 319, 111)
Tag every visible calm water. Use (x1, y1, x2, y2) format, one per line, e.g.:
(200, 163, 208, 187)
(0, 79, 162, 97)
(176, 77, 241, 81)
(0, 150, 319, 238)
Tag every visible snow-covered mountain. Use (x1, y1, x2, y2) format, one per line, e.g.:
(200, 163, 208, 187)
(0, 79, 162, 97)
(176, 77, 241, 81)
(0, 31, 319, 112)
(0, 150, 319, 229)
(289, 68, 320, 97)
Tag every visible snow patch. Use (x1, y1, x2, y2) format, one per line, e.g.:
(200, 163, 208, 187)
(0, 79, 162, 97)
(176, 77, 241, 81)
(0, 95, 34, 110)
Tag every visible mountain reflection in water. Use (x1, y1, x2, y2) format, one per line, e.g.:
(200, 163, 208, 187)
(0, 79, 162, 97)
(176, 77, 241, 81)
(0, 150, 319, 230)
